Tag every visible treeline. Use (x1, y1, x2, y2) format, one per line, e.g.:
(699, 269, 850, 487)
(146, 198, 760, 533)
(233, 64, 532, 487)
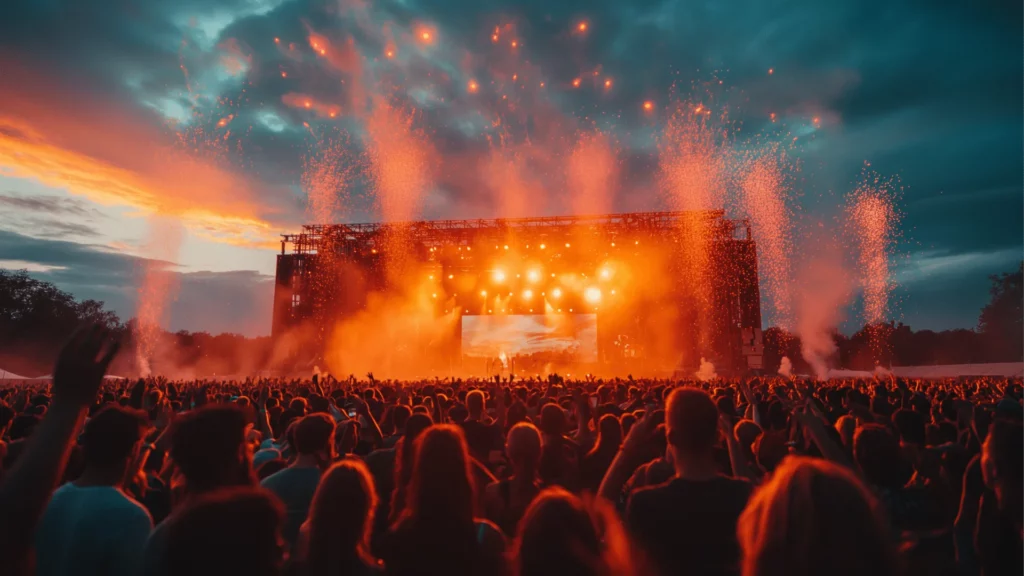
(1, 262, 1020, 377)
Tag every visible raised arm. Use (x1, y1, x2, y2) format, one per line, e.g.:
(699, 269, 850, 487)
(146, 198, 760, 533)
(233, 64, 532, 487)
(598, 412, 656, 503)
(0, 325, 118, 570)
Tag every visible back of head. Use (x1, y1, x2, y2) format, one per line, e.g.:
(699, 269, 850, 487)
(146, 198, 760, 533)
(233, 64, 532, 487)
(665, 388, 719, 456)
(737, 456, 896, 576)
(466, 389, 485, 418)
(80, 405, 148, 470)
(170, 404, 254, 495)
(404, 424, 475, 527)
(392, 404, 412, 430)
(539, 403, 566, 437)
(166, 487, 285, 576)
(390, 413, 434, 523)
(596, 414, 623, 452)
(515, 487, 630, 576)
(892, 409, 926, 446)
(854, 424, 909, 490)
(307, 460, 378, 572)
(983, 419, 1024, 521)
(506, 422, 542, 472)
(293, 413, 336, 456)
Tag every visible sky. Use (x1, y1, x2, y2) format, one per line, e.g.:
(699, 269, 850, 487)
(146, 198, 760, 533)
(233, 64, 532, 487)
(0, 0, 1020, 337)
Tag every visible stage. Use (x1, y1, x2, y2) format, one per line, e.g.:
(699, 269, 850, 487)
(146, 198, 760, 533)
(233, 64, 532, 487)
(271, 211, 764, 378)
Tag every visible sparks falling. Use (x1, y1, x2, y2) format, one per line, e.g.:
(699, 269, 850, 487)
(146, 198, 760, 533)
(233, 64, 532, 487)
(303, 135, 354, 225)
(848, 177, 900, 326)
(741, 146, 795, 328)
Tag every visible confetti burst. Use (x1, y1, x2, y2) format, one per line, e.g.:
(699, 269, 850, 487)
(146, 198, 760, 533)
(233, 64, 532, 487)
(303, 135, 355, 226)
(658, 98, 730, 352)
(741, 144, 796, 328)
(846, 170, 902, 359)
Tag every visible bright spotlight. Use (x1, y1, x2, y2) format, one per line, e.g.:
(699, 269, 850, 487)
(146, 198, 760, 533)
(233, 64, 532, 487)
(527, 269, 541, 282)
(551, 287, 563, 299)
(480, 290, 487, 297)
(492, 269, 506, 283)
(539, 243, 546, 250)
(599, 268, 611, 279)
(522, 289, 533, 300)
(584, 287, 601, 303)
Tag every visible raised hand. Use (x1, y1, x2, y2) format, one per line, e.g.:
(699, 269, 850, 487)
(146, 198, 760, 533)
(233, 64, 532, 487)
(51, 325, 120, 408)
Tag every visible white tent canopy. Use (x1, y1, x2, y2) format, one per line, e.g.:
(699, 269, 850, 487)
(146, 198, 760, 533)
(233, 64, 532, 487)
(0, 369, 31, 381)
(892, 363, 1024, 379)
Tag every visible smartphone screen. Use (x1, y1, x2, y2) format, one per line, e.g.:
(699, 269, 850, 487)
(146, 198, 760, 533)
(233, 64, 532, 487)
(347, 410, 357, 418)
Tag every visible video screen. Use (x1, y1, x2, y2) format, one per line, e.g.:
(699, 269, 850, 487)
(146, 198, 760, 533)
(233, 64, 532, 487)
(461, 314, 598, 364)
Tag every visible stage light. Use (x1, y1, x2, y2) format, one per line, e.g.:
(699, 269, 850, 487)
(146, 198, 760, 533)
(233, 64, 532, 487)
(523, 289, 533, 300)
(599, 268, 611, 279)
(448, 274, 454, 279)
(431, 293, 437, 298)
(493, 269, 506, 283)
(569, 308, 573, 312)
(634, 240, 639, 245)
(503, 244, 509, 250)
(551, 273, 556, 277)
(481, 290, 487, 297)
(551, 287, 563, 299)
(565, 242, 571, 248)
(527, 269, 541, 282)
(466, 246, 471, 251)
(539, 243, 546, 249)
(611, 242, 616, 247)
(584, 287, 601, 303)
(429, 275, 434, 280)
(611, 289, 616, 295)
(529, 308, 534, 313)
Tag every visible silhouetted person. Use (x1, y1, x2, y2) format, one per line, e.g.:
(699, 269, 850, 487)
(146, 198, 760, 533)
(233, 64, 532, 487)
(164, 487, 285, 576)
(382, 424, 506, 576)
(34, 405, 152, 576)
(737, 456, 897, 576)
(625, 388, 752, 576)
(298, 459, 381, 575)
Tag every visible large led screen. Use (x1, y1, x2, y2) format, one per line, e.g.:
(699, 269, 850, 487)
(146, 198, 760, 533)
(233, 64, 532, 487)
(461, 314, 598, 363)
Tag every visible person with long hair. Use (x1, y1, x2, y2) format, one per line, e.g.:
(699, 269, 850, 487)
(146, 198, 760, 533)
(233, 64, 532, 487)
(297, 459, 381, 575)
(382, 424, 506, 576)
(386, 413, 434, 526)
(581, 414, 623, 493)
(485, 422, 543, 535)
(737, 456, 897, 576)
(513, 487, 634, 576)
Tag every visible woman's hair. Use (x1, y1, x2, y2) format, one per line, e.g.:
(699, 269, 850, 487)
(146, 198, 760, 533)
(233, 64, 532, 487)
(737, 456, 897, 576)
(389, 413, 433, 523)
(513, 487, 633, 576)
(397, 424, 476, 529)
(587, 414, 623, 459)
(305, 459, 378, 574)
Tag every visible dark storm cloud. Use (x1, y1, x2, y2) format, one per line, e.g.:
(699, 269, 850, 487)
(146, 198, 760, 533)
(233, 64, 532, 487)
(1, 0, 1020, 331)
(0, 230, 273, 335)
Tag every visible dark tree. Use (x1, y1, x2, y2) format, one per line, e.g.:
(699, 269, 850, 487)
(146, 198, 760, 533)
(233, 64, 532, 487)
(978, 261, 1024, 362)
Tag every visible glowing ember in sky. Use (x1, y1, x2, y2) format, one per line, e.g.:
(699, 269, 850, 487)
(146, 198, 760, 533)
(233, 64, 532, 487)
(604, 78, 612, 89)
(768, 68, 774, 75)
(577, 22, 588, 32)
(467, 80, 479, 93)
(280, 71, 287, 78)
(643, 100, 654, 111)
(572, 77, 581, 88)
(511, 40, 518, 48)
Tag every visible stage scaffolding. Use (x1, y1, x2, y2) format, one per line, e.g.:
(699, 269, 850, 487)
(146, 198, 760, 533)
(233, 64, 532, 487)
(279, 210, 751, 256)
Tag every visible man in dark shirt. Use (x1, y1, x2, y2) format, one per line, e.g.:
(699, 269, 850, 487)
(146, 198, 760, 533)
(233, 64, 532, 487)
(626, 388, 752, 576)
(458, 390, 502, 463)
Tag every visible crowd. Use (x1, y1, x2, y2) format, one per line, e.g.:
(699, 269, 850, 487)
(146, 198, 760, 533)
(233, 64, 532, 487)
(0, 325, 1021, 576)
